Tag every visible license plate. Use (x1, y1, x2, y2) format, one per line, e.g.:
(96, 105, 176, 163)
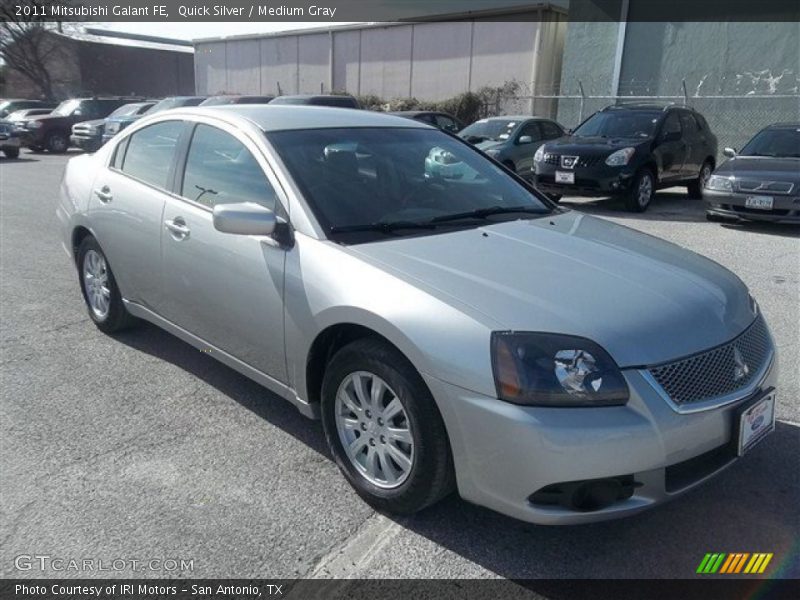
(555, 171, 575, 184)
(737, 391, 776, 456)
(745, 195, 773, 210)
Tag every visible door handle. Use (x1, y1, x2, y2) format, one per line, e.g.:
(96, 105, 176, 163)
(164, 218, 191, 239)
(94, 186, 112, 203)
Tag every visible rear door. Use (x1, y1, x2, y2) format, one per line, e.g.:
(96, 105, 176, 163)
(157, 121, 289, 381)
(678, 109, 702, 178)
(654, 111, 686, 182)
(88, 119, 186, 306)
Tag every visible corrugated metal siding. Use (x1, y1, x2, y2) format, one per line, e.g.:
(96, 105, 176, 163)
(194, 15, 566, 104)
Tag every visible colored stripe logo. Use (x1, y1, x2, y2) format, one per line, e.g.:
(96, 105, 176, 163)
(697, 553, 773, 574)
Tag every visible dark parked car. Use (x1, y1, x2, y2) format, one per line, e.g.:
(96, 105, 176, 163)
(20, 97, 144, 153)
(100, 101, 156, 144)
(0, 99, 57, 119)
(269, 94, 361, 109)
(200, 95, 275, 106)
(0, 119, 22, 158)
(459, 116, 566, 180)
(705, 123, 800, 224)
(533, 103, 718, 211)
(389, 111, 464, 133)
(72, 102, 155, 152)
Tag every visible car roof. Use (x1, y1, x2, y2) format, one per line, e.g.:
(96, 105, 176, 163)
(765, 122, 800, 129)
(175, 105, 430, 132)
(476, 115, 544, 121)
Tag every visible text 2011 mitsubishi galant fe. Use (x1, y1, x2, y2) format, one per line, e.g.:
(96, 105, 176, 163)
(57, 106, 777, 524)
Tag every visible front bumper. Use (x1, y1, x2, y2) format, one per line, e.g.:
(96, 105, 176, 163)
(424, 355, 777, 525)
(533, 161, 636, 197)
(704, 189, 800, 224)
(70, 134, 102, 152)
(20, 129, 45, 147)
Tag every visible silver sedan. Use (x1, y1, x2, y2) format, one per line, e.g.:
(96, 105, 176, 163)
(57, 106, 777, 524)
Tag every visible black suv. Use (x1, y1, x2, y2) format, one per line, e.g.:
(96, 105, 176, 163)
(533, 103, 717, 211)
(20, 97, 144, 153)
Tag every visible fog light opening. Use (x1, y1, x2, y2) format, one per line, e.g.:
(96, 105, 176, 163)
(529, 475, 640, 512)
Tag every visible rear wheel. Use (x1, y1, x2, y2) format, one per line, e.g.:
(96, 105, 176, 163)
(46, 131, 69, 153)
(688, 160, 713, 199)
(624, 168, 655, 212)
(77, 236, 135, 333)
(3, 147, 19, 159)
(321, 338, 454, 514)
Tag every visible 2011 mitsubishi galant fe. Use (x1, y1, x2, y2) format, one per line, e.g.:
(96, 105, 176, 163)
(57, 106, 778, 524)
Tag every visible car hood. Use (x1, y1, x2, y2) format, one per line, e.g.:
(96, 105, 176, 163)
(475, 140, 506, 151)
(347, 211, 754, 368)
(714, 156, 800, 182)
(544, 135, 651, 155)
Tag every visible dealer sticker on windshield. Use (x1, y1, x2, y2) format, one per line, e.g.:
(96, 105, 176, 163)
(738, 391, 776, 455)
(555, 171, 575, 184)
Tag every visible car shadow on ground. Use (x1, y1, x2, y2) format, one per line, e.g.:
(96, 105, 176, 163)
(114, 322, 800, 580)
(0, 156, 39, 163)
(561, 191, 709, 223)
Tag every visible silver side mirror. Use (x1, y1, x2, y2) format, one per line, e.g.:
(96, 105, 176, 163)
(518, 135, 533, 144)
(723, 147, 737, 158)
(213, 202, 276, 236)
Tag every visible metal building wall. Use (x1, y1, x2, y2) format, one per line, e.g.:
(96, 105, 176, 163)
(194, 14, 566, 109)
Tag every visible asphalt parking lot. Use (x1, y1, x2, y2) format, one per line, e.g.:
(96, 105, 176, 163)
(1, 151, 798, 583)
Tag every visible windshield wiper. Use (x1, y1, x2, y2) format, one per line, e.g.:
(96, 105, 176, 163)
(329, 220, 438, 234)
(430, 205, 548, 224)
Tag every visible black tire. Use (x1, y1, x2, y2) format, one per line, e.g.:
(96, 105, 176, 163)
(29, 146, 45, 153)
(46, 131, 69, 153)
(3, 147, 20, 159)
(76, 236, 135, 333)
(688, 160, 713, 199)
(321, 338, 455, 514)
(624, 168, 656, 212)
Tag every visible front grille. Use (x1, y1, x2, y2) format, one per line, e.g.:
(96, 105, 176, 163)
(543, 154, 604, 168)
(736, 180, 794, 194)
(648, 315, 771, 406)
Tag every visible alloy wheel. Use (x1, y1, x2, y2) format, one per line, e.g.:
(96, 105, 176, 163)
(335, 371, 414, 489)
(637, 173, 653, 207)
(82, 249, 111, 318)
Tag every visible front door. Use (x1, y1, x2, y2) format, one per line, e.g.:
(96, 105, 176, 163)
(158, 123, 288, 382)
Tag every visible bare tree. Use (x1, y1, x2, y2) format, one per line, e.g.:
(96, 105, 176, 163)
(0, 1, 74, 99)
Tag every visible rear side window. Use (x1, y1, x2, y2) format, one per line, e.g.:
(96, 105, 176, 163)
(181, 124, 277, 210)
(121, 120, 183, 189)
(661, 112, 682, 136)
(679, 111, 699, 136)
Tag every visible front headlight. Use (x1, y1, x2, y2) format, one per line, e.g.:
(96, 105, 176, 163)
(706, 175, 733, 192)
(26, 120, 43, 129)
(605, 147, 635, 166)
(491, 332, 629, 407)
(534, 145, 545, 163)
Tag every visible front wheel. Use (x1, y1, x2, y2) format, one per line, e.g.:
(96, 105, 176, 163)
(624, 169, 655, 212)
(46, 132, 69, 153)
(688, 161, 713, 199)
(3, 147, 20, 159)
(77, 236, 135, 333)
(321, 338, 454, 514)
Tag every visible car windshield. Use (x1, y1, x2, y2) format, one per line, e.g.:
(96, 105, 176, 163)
(573, 110, 660, 139)
(51, 99, 82, 116)
(108, 104, 142, 118)
(459, 119, 520, 142)
(739, 128, 800, 158)
(268, 127, 551, 243)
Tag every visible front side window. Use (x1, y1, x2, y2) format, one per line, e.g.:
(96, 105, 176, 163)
(518, 122, 542, 142)
(121, 120, 183, 189)
(540, 121, 563, 139)
(435, 115, 459, 132)
(268, 127, 551, 243)
(181, 124, 277, 209)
